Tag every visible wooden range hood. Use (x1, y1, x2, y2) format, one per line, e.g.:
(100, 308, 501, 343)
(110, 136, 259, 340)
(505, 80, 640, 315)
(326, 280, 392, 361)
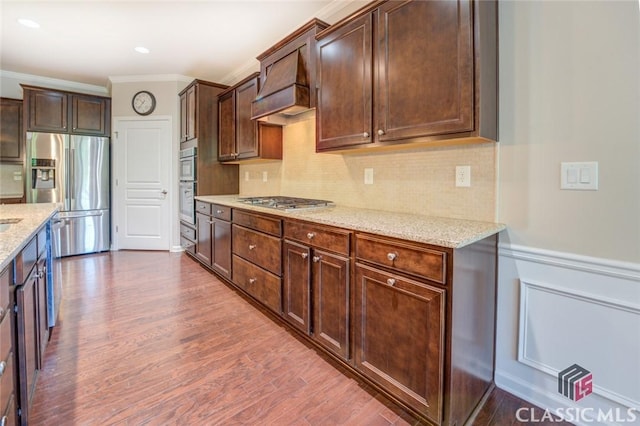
(251, 19, 329, 121)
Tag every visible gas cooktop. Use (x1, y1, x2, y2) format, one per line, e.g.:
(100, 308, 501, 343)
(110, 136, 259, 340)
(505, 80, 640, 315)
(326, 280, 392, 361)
(238, 196, 334, 211)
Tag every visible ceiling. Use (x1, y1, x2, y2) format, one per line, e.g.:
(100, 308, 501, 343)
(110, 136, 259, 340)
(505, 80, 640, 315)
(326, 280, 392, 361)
(0, 0, 362, 88)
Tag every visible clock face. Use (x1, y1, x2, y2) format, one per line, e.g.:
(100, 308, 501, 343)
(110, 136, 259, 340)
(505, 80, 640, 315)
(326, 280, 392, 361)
(132, 91, 156, 115)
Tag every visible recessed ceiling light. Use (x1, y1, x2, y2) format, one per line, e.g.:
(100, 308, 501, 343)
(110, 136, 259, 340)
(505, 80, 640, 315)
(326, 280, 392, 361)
(18, 18, 40, 28)
(135, 46, 150, 54)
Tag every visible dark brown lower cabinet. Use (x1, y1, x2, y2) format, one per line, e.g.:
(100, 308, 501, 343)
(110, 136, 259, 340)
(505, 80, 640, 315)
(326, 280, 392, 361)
(283, 240, 350, 360)
(211, 218, 232, 279)
(194, 202, 233, 279)
(15, 267, 39, 425)
(354, 263, 445, 425)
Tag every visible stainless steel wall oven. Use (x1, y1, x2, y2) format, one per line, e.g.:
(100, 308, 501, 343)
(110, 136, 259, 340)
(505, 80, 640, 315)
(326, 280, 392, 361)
(179, 147, 196, 224)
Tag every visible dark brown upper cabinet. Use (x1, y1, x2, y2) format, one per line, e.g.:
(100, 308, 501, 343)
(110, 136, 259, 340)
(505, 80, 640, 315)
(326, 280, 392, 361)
(179, 83, 198, 144)
(0, 97, 23, 161)
(22, 85, 111, 136)
(316, 0, 497, 152)
(218, 73, 283, 163)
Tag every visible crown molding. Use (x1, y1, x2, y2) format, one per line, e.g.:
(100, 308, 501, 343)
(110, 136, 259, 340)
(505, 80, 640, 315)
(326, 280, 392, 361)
(0, 70, 109, 95)
(108, 74, 194, 84)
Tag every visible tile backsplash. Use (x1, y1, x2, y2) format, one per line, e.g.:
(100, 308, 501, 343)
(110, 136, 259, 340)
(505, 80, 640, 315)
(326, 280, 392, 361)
(239, 116, 497, 222)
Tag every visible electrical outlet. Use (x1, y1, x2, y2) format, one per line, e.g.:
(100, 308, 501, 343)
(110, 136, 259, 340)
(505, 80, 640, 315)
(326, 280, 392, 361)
(364, 168, 374, 185)
(262, 171, 268, 182)
(456, 166, 471, 187)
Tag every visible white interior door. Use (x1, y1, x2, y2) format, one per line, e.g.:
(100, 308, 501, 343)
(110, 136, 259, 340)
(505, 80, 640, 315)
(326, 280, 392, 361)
(113, 117, 171, 250)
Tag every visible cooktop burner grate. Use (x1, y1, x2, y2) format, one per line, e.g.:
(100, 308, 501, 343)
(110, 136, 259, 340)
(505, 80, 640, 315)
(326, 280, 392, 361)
(238, 196, 334, 211)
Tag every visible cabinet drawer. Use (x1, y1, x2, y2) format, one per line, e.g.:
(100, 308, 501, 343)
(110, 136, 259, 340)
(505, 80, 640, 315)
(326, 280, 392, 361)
(356, 234, 447, 284)
(233, 210, 282, 237)
(284, 221, 351, 255)
(37, 226, 47, 258)
(0, 350, 13, 414)
(181, 236, 196, 255)
(180, 223, 196, 242)
(15, 236, 37, 284)
(0, 314, 11, 361)
(212, 204, 232, 221)
(195, 201, 212, 216)
(232, 225, 281, 275)
(232, 255, 282, 314)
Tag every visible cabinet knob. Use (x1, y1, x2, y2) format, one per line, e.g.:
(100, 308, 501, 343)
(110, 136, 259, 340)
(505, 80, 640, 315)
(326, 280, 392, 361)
(249, 244, 257, 250)
(363, 132, 370, 138)
(208, 221, 214, 225)
(306, 232, 315, 240)
(377, 129, 385, 136)
(386, 278, 396, 287)
(312, 255, 322, 263)
(0, 308, 3, 319)
(216, 210, 223, 214)
(37, 271, 44, 279)
(301, 253, 308, 259)
(0, 360, 6, 376)
(249, 278, 257, 284)
(387, 252, 397, 261)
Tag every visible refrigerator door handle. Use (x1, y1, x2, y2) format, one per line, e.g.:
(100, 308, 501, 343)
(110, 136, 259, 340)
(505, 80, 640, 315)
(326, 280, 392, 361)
(70, 148, 75, 201)
(64, 147, 70, 210)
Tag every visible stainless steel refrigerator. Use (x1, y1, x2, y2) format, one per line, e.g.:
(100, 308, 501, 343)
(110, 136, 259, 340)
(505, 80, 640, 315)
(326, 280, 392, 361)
(26, 132, 110, 257)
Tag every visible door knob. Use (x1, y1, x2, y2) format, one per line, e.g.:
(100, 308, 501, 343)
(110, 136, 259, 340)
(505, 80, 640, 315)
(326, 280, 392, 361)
(161, 190, 168, 195)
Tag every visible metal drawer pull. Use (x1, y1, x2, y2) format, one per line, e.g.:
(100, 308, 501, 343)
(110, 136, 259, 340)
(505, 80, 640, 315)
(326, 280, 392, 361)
(249, 244, 257, 250)
(216, 210, 223, 215)
(301, 253, 308, 259)
(208, 221, 214, 225)
(363, 132, 370, 138)
(0, 361, 6, 376)
(249, 278, 257, 284)
(378, 129, 385, 136)
(312, 256, 322, 263)
(387, 278, 396, 287)
(306, 232, 315, 239)
(387, 252, 397, 261)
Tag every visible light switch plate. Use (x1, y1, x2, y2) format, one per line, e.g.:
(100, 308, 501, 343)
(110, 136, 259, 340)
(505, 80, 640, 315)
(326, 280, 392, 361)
(561, 162, 598, 190)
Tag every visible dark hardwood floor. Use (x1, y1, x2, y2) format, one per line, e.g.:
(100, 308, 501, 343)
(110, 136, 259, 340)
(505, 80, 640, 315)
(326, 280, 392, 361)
(29, 251, 568, 425)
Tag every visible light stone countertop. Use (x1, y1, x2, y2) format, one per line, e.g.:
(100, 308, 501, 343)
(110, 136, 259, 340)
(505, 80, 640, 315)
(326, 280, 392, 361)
(0, 203, 60, 271)
(195, 195, 506, 249)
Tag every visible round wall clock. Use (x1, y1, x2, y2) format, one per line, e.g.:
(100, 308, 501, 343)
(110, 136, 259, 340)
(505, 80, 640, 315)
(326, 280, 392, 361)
(132, 90, 156, 115)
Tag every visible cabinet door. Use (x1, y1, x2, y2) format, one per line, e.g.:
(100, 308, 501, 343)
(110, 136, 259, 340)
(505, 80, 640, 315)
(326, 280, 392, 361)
(211, 219, 231, 279)
(375, 1, 473, 141)
(312, 250, 349, 360)
(15, 269, 40, 424)
(0, 98, 23, 161)
(235, 76, 259, 160)
(195, 212, 212, 266)
(36, 258, 48, 368)
(354, 264, 445, 424)
(316, 13, 372, 151)
(26, 89, 68, 133)
(179, 92, 188, 142)
(185, 85, 197, 141)
(218, 91, 236, 161)
(71, 95, 109, 135)
(283, 240, 311, 333)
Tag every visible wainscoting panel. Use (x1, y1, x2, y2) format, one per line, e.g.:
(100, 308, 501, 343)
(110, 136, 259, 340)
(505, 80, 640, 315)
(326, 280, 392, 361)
(496, 243, 640, 425)
(518, 279, 640, 407)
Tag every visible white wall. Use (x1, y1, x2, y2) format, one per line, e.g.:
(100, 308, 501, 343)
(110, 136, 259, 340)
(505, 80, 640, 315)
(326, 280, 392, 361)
(496, 1, 640, 424)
